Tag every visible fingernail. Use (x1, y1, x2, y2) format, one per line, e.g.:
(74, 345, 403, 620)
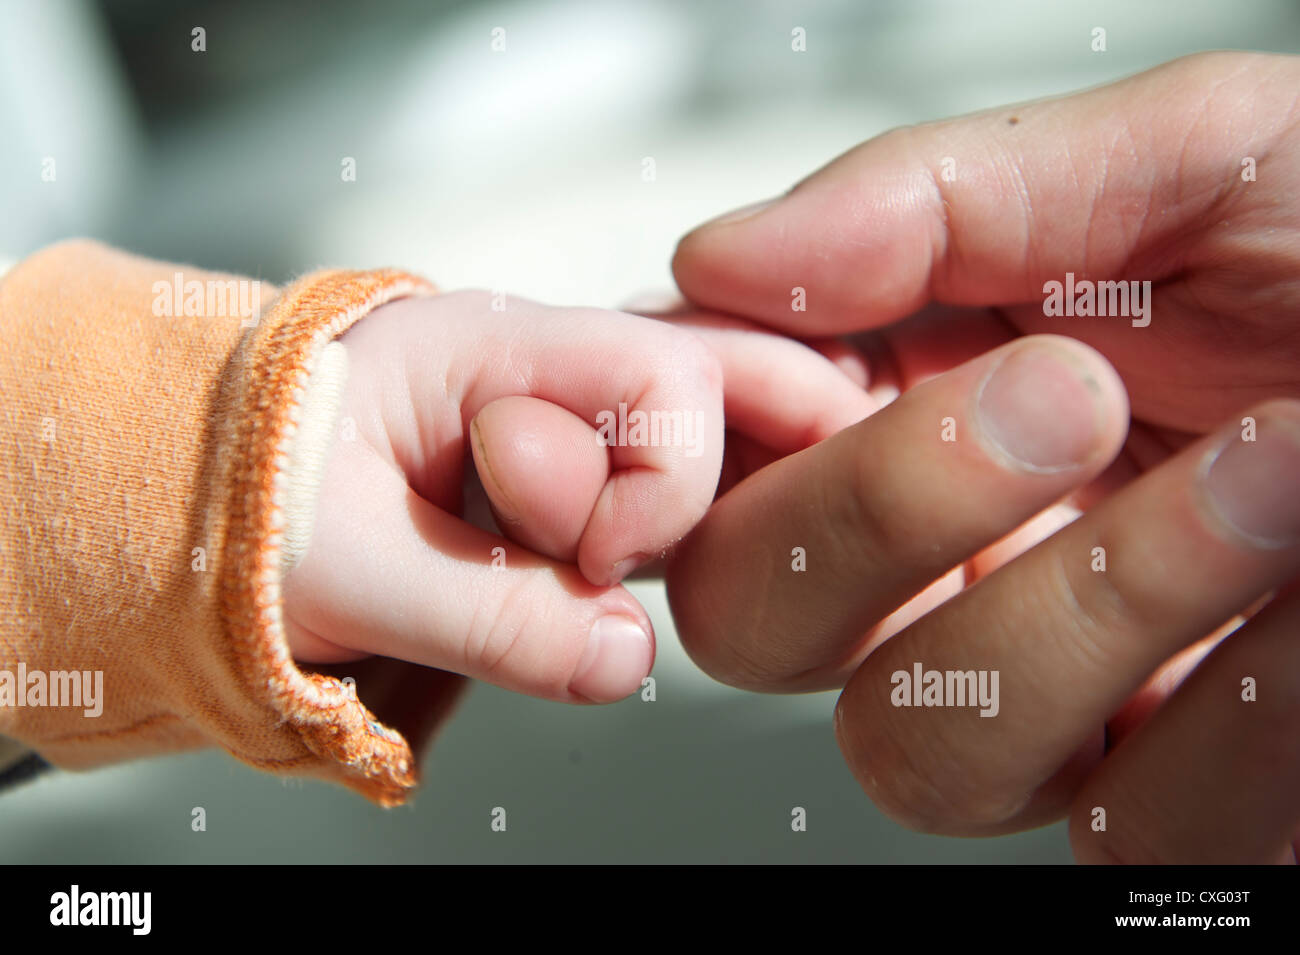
(703, 198, 777, 228)
(572, 615, 652, 702)
(608, 552, 650, 583)
(470, 416, 521, 524)
(975, 344, 1104, 472)
(1201, 414, 1300, 547)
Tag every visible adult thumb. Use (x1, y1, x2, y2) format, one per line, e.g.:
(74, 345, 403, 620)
(672, 52, 1284, 335)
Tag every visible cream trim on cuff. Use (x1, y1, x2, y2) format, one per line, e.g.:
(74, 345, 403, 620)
(279, 340, 349, 575)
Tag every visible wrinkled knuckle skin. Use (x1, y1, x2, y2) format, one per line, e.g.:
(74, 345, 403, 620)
(473, 580, 577, 698)
(835, 686, 1031, 836)
(670, 326, 725, 398)
(845, 447, 915, 561)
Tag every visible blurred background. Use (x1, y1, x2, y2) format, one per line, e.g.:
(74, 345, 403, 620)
(1, 0, 1298, 863)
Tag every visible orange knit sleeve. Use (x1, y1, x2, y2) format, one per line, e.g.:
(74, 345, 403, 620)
(0, 239, 466, 806)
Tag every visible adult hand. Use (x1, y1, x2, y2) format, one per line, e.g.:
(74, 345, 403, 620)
(666, 51, 1300, 862)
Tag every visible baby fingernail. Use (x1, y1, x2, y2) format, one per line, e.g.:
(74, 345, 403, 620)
(1202, 413, 1300, 547)
(572, 615, 652, 702)
(976, 344, 1105, 472)
(470, 416, 522, 524)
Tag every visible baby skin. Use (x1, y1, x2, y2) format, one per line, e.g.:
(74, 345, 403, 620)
(281, 291, 875, 704)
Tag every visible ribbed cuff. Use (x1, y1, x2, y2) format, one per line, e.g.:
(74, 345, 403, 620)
(220, 267, 459, 807)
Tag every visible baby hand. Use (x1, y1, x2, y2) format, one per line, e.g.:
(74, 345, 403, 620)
(283, 290, 872, 703)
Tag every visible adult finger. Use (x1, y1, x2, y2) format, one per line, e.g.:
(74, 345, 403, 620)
(1069, 582, 1300, 864)
(835, 400, 1300, 835)
(665, 334, 1128, 692)
(672, 52, 1294, 334)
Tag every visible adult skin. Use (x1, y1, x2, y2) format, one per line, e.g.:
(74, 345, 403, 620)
(666, 52, 1300, 863)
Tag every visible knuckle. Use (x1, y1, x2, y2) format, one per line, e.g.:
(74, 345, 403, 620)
(837, 681, 1030, 835)
(1045, 546, 1130, 675)
(1048, 529, 1169, 675)
(844, 443, 915, 559)
(469, 578, 575, 695)
(668, 326, 724, 396)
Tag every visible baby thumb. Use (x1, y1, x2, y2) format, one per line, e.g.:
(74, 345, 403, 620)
(470, 395, 609, 563)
